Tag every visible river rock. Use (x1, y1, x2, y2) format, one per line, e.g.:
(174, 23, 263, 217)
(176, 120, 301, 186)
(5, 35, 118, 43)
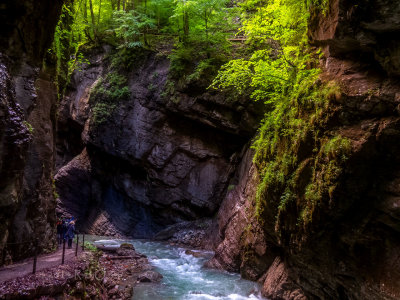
(137, 270, 163, 283)
(116, 243, 136, 256)
(154, 218, 220, 249)
(185, 250, 207, 258)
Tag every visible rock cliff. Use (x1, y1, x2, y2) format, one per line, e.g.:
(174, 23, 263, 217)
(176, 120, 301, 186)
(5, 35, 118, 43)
(55, 48, 263, 238)
(0, 0, 64, 264)
(209, 0, 400, 299)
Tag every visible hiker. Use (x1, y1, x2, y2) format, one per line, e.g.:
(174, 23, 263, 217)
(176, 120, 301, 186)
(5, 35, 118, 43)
(56, 219, 63, 245)
(61, 219, 67, 241)
(64, 220, 76, 249)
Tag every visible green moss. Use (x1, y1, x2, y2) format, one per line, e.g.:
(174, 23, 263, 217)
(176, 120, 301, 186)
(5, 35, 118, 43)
(92, 102, 117, 125)
(227, 184, 236, 192)
(109, 47, 146, 70)
(23, 121, 34, 134)
(52, 178, 59, 200)
(296, 135, 351, 224)
(186, 58, 222, 83)
(251, 78, 349, 235)
(92, 72, 130, 101)
(90, 71, 131, 126)
(147, 83, 156, 92)
(323, 135, 352, 162)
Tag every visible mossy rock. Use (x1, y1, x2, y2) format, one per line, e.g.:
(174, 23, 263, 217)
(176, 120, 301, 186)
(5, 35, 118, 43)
(120, 243, 134, 250)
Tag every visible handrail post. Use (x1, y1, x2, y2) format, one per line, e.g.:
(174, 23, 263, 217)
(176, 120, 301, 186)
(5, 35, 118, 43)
(61, 238, 66, 265)
(82, 233, 85, 251)
(75, 234, 79, 257)
(32, 239, 38, 274)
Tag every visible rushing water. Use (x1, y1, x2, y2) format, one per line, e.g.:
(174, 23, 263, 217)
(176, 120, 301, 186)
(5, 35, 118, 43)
(88, 237, 265, 300)
(86, 236, 264, 300)
(130, 240, 264, 300)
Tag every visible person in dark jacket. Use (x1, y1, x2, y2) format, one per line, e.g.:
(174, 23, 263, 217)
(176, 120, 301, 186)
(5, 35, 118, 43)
(61, 220, 67, 241)
(64, 220, 76, 248)
(56, 220, 63, 245)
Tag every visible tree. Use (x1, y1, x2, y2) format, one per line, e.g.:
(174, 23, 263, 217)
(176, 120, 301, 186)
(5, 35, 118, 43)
(171, 0, 192, 43)
(113, 10, 156, 48)
(88, 0, 97, 38)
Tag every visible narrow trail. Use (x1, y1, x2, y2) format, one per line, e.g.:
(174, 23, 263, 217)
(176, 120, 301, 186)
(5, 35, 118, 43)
(0, 243, 81, 283)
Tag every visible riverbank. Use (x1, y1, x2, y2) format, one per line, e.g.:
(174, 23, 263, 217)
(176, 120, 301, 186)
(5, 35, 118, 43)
(0, 243, 160, 299)
(0, 237, 264, 300)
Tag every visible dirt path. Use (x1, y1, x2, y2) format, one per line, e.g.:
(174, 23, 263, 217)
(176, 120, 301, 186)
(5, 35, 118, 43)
(0, 243, 82, 283)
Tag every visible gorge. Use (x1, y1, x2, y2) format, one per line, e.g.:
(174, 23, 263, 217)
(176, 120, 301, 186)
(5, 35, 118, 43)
(1, 0, 400, 299)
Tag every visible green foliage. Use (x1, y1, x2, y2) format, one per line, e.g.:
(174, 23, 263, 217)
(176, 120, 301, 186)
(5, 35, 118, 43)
(211, 0, 349, 237)
(68, 52, 91, 76)
(90, 71, 130, 125)
(50, 3, 76, 97)
(171, 0, 235, 42)
(323, 135, 351, 161)
(113, 10, 156, 48)
(187, 58, 222, 82)
(83, 241, 98, 252)
(300, 135, 351, 223)
(93, 72, 130, 100)
(167, 39, 231, 91)
(53, 0, 241, 94)
(167, 0, 237, 80)
(109, 47, 143, 70)
(92, 101, 117, 125)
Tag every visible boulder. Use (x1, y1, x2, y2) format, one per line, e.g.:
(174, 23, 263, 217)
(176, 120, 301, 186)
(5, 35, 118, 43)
(137, 271, 163, 283)
(116, 243, 136, 257)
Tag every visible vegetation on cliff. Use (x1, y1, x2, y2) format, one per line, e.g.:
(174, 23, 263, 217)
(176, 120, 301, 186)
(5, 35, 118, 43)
(52, 0, 353, 242)
(50, 0, 237, 83)
(50, 0, 240, 125)
(91, 72, 131, 125)
(210, 0, 353, 243)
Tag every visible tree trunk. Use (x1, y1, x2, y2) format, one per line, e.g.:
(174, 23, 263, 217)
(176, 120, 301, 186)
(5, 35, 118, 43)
(117, 0, 121, 10)
(98, 0, 102, 25)
(88, 0, 97, 40)
(83, 0, 88, 20)
(122, 0, 126, 11)
(205, 9, 208, 42)
(82, 0, 92, 41)
(157, 7, 160, 31)
(183, 8, 189, 43)
(205, 9, 210, 58)
(126, 0, 134, 10)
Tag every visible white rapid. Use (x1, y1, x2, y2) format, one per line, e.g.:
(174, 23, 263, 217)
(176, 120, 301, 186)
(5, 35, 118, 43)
(129, 240, 265, 300)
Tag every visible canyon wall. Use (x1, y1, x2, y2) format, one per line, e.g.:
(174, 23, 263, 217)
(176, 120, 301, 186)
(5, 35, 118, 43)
(209, 0, 400, 299)
(55, 48, 263, 238)
(0, 0, 64, 264)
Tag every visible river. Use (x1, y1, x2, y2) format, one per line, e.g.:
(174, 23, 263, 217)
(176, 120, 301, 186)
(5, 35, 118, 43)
(91, 237, 265, 300)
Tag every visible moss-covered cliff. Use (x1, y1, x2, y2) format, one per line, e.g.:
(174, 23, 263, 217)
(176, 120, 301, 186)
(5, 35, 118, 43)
(209, 0, 400, 299)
